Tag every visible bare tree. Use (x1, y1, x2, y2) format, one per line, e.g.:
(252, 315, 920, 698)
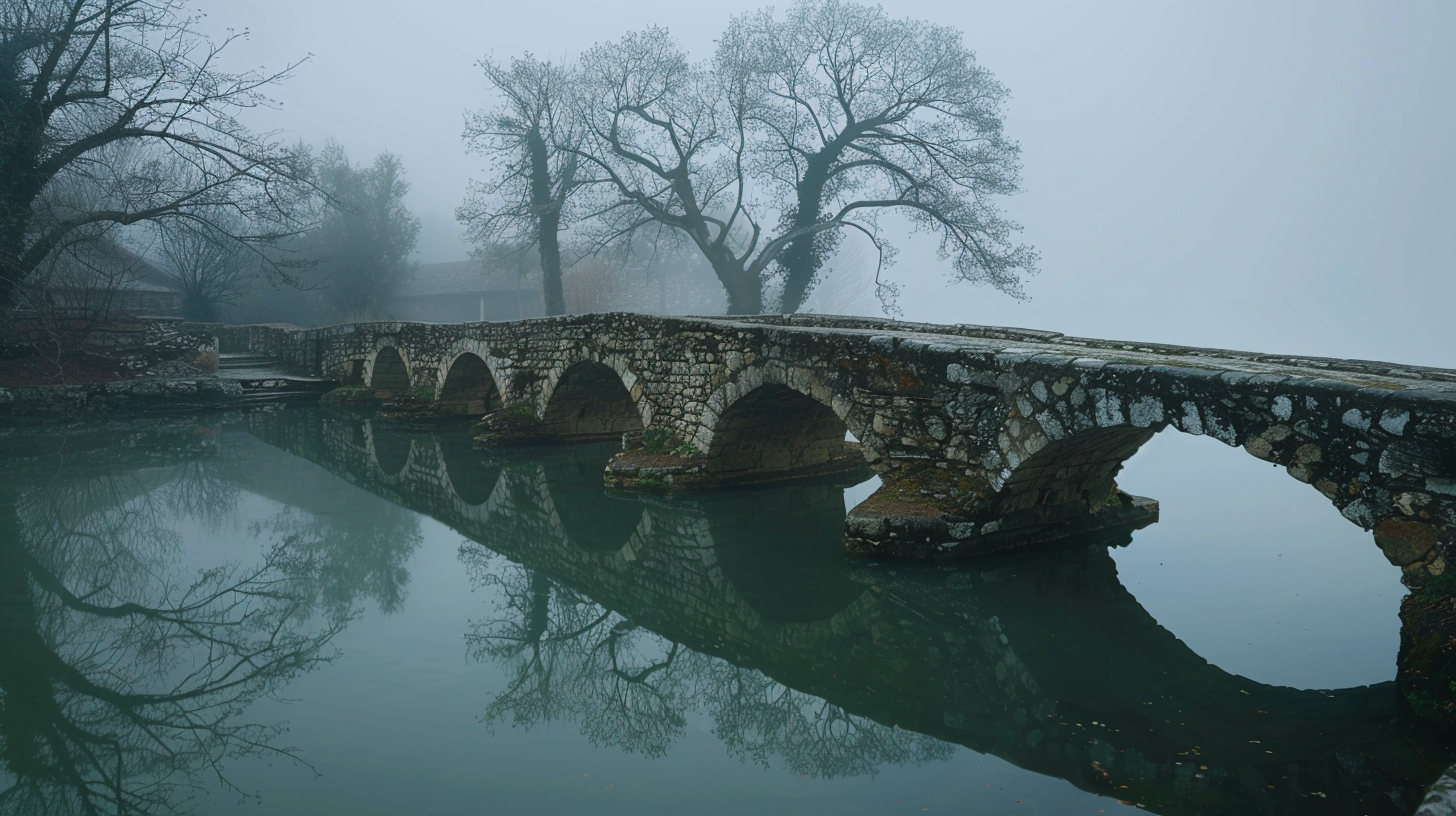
(8, 146, 168, 354)
(0, 0, 315, 314)
(725, 0, 1038, 313)
(573, 16, 1026, 316)
(152, 218, 252, 321)
(458, 54, 587, 316)
(575, 27, 813, 315)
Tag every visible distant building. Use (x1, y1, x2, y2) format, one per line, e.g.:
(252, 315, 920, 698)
(28, 238, 183, 317)
(394, 261, 543, 323)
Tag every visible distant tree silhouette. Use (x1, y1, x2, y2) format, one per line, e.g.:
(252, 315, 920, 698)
(459, 55, 590, 316)
(308, 144, 420, 320)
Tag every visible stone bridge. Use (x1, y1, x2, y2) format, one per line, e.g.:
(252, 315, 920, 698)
(219, 313, 1456, 576)
(236, 410, 1455, 816)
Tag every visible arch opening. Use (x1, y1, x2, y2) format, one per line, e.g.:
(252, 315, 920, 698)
(705, 384, 866, 487)
(996, 426, 1156, 520)
(370, 347, 410, 396)
(439, 353, 500, 416)
(542, 361, 643, 442)
(340, 359, 365, 386)
(1110, 427, 1405, 690)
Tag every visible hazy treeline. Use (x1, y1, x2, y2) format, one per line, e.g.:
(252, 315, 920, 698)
(0, 0, 1033, 334)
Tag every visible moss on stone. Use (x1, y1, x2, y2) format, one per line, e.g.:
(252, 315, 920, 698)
(1399, 590, 1456, 732)
(854, 465, 994, 518)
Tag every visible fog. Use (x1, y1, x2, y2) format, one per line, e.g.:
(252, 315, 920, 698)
(205, 0, 1453, 366)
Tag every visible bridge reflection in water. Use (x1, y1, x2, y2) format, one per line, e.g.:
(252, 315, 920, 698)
(244, 409, 1456, 816)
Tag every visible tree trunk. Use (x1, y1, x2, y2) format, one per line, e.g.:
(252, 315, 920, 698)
(526, 129, 567, 317)
(537, 209, 566, 316)
(524, 570, 552, 644)
(0, 204, 35, 315)
(778, 156, 834, 314)
(718, 264, 762, 315)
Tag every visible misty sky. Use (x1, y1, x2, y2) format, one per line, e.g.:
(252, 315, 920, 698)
(204, 0, 1453, 367)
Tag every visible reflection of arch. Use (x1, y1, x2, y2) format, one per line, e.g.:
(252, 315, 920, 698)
(341, 418, 369, 450)
(368, 423, 413, 477)
(703, 383, 860, 486)
(439, 353, 501, 416)
(543, 443, 644, 553)
(702, 484, 867, 623)
(244, 407, 1453, 814)
(368, 346, 411, 396)
(542, 361, 644, 442)
(440, 434, 502, 506)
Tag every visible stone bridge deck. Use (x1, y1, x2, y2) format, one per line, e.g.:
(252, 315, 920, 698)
(215, 313, 1456, 584)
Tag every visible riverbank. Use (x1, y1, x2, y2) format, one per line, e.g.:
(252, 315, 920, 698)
(0, 318, 344, 422)
(0, 376, 246, 422)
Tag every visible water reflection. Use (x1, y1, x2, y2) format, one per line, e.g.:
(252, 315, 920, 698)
(2, 410, 1452, 816)
(463, 549, 950, 776)
(0, 419, 415, 815)
(241, 410, 1456, 816)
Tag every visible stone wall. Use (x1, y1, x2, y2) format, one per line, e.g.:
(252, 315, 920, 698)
(225, 313, 1456, 577)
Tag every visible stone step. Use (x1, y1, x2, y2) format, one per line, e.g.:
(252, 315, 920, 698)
(218, 354, 278, 369)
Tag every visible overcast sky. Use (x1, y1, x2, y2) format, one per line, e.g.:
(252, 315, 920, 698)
(203, 0, 1453, 367)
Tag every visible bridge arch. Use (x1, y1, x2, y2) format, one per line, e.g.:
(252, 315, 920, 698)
(541, 358, 647, 442)
(366, 345, 412, 397)
(696, 366, 867, 487)
(983, 373, 1450, 574)
(993, 425, 1158, 521)
(438, 351, 502, 416)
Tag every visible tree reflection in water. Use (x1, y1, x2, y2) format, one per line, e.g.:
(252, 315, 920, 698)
(463, 553, 953, 776)
(229, 410, 1456, 815)
(0, 419, 418, 815)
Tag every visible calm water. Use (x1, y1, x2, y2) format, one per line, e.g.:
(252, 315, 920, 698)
(0, 408, 1449, 816)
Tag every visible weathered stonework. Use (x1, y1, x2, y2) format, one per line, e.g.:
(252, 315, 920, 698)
(222, 312, 1456, 582)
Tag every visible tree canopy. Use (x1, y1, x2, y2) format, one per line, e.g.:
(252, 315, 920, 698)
(308, 144, 420, 321)
(0, 0, 314, 313)
(461, 0, 1037, 316)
